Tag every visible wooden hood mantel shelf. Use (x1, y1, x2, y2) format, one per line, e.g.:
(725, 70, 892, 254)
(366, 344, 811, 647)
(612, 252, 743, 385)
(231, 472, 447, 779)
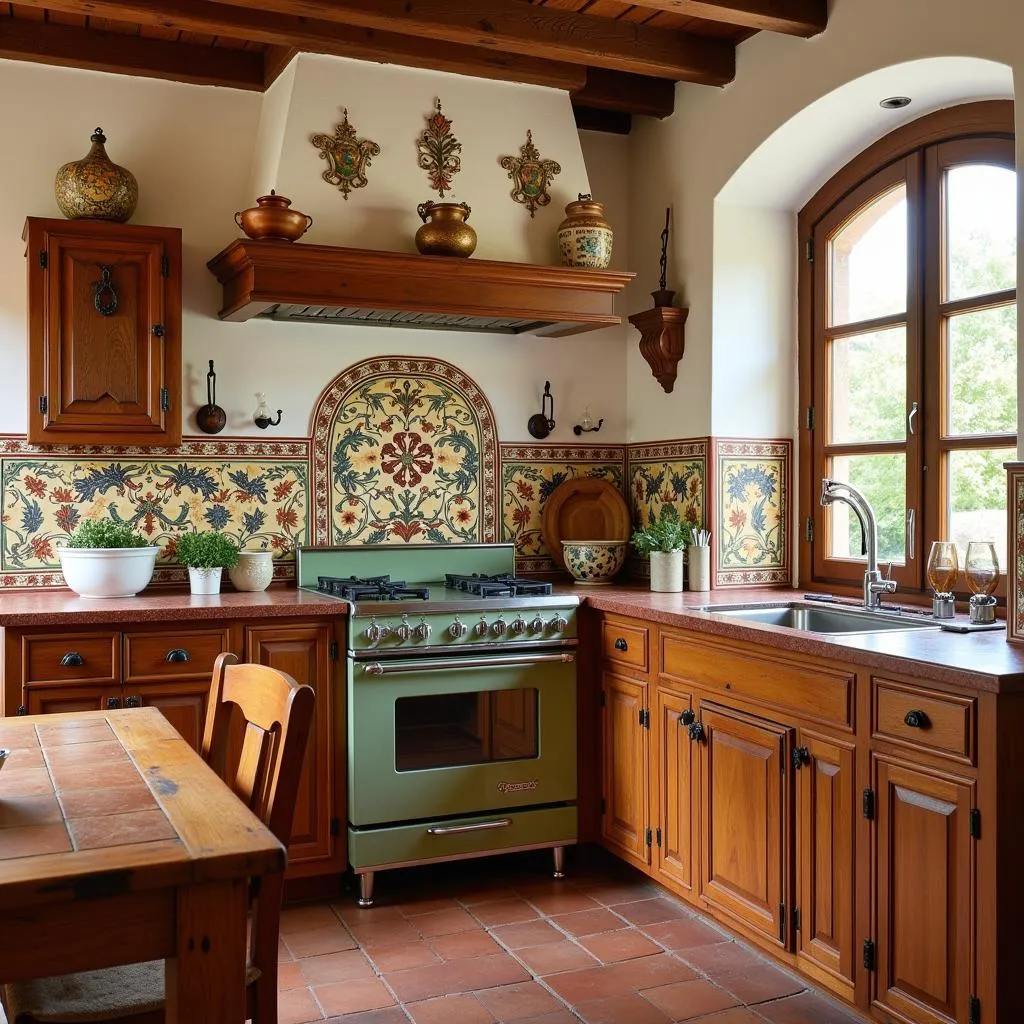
(206, 239, 634, 337)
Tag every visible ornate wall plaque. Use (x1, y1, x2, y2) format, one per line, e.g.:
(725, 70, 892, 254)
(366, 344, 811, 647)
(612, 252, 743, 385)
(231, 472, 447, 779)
(499, 131, 561, 218)
(310, 109, 380, 200)
(417, 98, 462, 198)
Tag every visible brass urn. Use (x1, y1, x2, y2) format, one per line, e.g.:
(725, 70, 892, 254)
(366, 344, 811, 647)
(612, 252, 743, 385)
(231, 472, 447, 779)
(415, 201, 477, 258)
(54, 127, 139, 222)
(234, 190, 313, 242)
(557, 193, 613, 269)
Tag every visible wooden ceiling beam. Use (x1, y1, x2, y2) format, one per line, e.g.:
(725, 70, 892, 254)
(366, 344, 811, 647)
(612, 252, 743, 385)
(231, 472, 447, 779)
(194, 0, 736, 83)
(0, 15, 265, 89)
(572, 69, 675, 119)
(12, 0, 589, 92)
(624, 0, 827, 37)
(263, 45, 298, 88)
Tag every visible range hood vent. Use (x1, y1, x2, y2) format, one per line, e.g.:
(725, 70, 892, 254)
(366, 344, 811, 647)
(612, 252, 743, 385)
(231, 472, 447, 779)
(207, 240, 634, 337)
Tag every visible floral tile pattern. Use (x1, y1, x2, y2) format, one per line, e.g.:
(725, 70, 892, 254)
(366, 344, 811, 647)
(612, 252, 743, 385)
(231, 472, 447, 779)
(0, 437, 309, 589)
(712, 439, 791, 587)
(1007, 464, 1024, 643)
(500, 445, 626, 573)
(309, 358, 498, 546)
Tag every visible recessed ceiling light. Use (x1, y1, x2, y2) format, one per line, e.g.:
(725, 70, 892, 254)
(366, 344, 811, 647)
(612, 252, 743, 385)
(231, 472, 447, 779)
(880, 96, 912, 109)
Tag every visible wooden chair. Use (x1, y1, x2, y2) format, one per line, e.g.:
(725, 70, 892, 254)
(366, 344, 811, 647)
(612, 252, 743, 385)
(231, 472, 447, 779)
(3, 652, 315, 1024)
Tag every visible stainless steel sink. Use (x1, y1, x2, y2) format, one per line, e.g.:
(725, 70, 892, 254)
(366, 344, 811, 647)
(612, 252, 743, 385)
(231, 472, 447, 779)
(704, 602, 940, 636)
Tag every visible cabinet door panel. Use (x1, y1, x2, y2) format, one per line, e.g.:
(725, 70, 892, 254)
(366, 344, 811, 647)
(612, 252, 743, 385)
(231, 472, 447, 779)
(654, 686, 695, 896)
(796, 731, 856, 996)
(25, 684, 113, 716)
(601, 670, 649, 866)
(131, 682, 210, 751)
(699, 702, 791, 945)
(874, 756, 973, 1024)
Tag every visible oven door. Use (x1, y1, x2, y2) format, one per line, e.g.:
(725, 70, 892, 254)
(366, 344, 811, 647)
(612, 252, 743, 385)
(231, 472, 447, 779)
(348, 649, 576, 827)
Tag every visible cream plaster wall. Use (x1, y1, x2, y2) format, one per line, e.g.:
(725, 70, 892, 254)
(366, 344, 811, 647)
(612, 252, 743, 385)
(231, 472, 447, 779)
(0, 57, 629, 444)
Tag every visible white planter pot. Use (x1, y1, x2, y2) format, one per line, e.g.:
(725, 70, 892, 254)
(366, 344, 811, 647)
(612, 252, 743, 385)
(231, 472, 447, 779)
(58, 546, 159, 599)
(228, 551, 274, 592)
(188, 566, 223, 595)
(687, 545, 711, 592)
(649, 549, 683, 593)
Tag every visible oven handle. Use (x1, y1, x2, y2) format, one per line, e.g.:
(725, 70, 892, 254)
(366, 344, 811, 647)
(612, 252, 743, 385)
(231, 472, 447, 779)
(362, 652, 575, 675)
(427, 818, 512, 835)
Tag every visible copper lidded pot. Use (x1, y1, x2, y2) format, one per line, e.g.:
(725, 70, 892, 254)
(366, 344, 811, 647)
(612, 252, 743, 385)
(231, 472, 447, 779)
(415, 201, 477, 258)
(235, 190, 313, 242)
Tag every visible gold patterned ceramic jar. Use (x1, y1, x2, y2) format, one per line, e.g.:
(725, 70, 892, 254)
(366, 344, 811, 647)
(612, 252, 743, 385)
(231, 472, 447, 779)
(415, 201, 477, 258)
(227, 550, 274, 593)
(54, 127, 138, 222)
(557, 193, 613, 269)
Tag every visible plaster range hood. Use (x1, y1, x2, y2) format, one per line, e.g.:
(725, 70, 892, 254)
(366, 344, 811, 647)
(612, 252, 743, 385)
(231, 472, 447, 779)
(206, 239, 634, 337)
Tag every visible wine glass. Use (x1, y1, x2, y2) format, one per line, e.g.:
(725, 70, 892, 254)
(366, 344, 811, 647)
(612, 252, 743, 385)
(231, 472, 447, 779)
(926, 541, 959, 595)
(964, 541, 999, 623)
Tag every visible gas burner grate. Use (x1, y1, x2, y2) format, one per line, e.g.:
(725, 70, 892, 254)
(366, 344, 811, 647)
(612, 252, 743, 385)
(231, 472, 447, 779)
(318, 575, 430, 601)
(444, 573, 554, 598)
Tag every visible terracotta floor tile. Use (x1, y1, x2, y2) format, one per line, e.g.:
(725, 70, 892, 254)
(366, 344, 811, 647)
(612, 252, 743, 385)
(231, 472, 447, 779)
(282, 904, 347, 934)
(331, 903, 405, 928)
(386, 951, 531, 1002)
(755, 991, 862, 1023)
(584, 881, 660, 906)
(551, 907, 625, 936)
(347, 918, 423, 948)
(413, 906, 481, 936)
(579, 928, 664, 963)
(284, 924, 359, 959)
(717, 963, 806, 1004)
(430, 928, 502, 960)
(472, 898, 542, 926)
(398, 896, 463, 915)
(526, 890, 603, 916)
(322, 1009, 410, 1024)
(602, 953, 699, 992)
(679, 942, 765, 977)
(573, 992, 673, 1024)
(277, 986, 325, 1024)
(472, 981, 564, 1021)
(460, 885, 520, 905)
(686, 1010, 767, 1024)
(644, 917, 729, 951)
(543, 965, 639, 1005)
(278, 961, 307, 990)
(612, 897, 690, 927)
(314, 977, 396, 1016)
(367, 940, 441, 973)
(296, 948, 375, 985)
(406, 993, 495, 1024)
(491, 919, 564, 949)
(514, 1012, 581, 1024)
(642, 978, 740, 1019)
(514, 940, 600, 976)
(279, 937, 293, 963)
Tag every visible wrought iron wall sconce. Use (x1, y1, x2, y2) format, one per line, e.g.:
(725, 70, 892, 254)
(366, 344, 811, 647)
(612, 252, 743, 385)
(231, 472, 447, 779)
(195, 360, 227, 434)
(527, 381, 555, 439)
(253, 392, 282, 429)
(573, 407, 603, 435)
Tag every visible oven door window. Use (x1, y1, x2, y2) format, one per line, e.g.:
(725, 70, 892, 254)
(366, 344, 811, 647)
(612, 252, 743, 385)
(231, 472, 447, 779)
(395, 688, 539, 771)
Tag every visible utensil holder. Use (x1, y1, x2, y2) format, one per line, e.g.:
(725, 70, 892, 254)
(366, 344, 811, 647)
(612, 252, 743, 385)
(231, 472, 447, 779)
(687, 545, 711, 593)
(969, 594, 997, 624)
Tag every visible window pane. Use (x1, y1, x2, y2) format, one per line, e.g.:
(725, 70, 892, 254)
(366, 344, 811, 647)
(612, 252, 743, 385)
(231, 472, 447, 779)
(947, 303, 1017, 436)
(829, 327, 906, 443)
(830, 185, 906, 327)
(947, 447, 1014, 571)
(828, 454, 906, 563)
(946, 164, 1016, 302)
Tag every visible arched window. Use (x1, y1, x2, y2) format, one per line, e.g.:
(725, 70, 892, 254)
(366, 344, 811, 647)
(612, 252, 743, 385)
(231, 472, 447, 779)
(798, 101, 1016, 598)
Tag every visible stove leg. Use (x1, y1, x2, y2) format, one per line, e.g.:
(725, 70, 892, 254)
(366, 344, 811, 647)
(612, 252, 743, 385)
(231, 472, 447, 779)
(552, 846, 566, 880)
(357, 872, 375, 908)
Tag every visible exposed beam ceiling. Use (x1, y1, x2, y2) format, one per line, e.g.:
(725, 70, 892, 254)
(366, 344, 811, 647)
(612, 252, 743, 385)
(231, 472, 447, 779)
(619, 0, 826, 37)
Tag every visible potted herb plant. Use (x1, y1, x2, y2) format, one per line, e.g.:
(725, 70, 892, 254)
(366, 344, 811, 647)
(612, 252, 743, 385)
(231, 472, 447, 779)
(630, 504, 693, 593)
(58, 519, 159, 599)
(175, 531, 239, 595)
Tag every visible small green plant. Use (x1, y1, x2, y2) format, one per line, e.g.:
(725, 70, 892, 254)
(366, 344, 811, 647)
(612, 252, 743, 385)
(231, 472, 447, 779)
(175, 531, 239, 570)
(630, 504, 694, 555)
(66, 519, 150, 549)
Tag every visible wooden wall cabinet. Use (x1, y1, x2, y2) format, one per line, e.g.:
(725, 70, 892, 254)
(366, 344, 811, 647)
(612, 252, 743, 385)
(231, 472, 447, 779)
(24, 217, 182, 446)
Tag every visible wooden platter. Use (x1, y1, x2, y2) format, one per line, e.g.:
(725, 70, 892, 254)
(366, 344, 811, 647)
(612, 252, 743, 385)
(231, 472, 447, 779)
(543, 477, 631, 570)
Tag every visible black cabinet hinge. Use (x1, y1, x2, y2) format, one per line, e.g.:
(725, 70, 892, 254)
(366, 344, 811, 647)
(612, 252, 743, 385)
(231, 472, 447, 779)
(160, 387, 170, 412)
(970, 808, 981, 839)
(805, 237, 814, 263)
(863, 788, 875, 820)
(655, 826, 662, 847)
(38, 395, 48, 416)
(600, 797, 606, 814)
(645, 827, 652, 847)
(969, 994, 980, 1024)
(161, 254, 170, 278)
(792, 906, 801, 932)
(639, 707, 650, 728)
(329, 641, 338, 661)
(38, 250, 48, 269)
(805, 406, 814, 431)
(779, 902, 786, 941)
(792, 746, 810, 771)
(863, 939, 875, 971)
(330, 817, 339, 837)
(16, 704, 28, 716)
(805, 516, 814, 544)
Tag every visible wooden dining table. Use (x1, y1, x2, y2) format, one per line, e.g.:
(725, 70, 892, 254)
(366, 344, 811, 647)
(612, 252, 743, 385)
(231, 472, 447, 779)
(0, 706, 285, 1024)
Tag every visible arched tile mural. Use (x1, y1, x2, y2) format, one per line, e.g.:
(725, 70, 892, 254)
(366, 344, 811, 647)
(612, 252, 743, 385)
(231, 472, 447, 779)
(309, 357, 499, 545)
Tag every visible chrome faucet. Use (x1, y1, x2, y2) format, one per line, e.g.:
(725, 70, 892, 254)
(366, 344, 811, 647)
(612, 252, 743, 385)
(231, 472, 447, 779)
(820, 478, 897, 610)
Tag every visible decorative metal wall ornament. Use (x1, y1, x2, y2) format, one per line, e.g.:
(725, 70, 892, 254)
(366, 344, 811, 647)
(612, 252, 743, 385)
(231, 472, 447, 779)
(92, 265, 118, 316)
(417, 98, 462, 198)
(310, 109, 380, 200)
(499, 131, 561, 218)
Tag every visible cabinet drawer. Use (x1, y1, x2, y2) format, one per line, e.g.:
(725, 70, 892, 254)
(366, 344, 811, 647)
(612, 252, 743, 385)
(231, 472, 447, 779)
(23, 632, 119, 686)
(600, 618, 649, 673)
(124, 629, 231, 683)
(872, 678, 975, 764)
(661, 631, 853, 729)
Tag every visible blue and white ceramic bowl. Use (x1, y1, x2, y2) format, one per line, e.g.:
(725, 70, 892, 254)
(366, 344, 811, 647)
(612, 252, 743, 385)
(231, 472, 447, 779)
(562, 540, 627, 585)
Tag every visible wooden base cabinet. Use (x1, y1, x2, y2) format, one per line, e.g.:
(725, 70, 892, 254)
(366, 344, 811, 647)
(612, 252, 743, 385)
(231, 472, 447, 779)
(654, 686, 697, 895)
(600, 669, 649, 866)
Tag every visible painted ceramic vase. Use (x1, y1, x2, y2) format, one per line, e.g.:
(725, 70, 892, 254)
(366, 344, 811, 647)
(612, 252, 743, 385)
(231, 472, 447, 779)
(415, 201, 477, 258)
(235, 191, 313, 242)
(557, 193, 613, 269)
(228, 550, 274, 593)
(561, 540, 627, 585)
(54, 127, 138, 222)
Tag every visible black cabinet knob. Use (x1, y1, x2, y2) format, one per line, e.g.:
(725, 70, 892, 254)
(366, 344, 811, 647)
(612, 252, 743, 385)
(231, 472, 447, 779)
(679, 708, 696, 726)
(792, 745, 811, 770)
(614, 638, 628, 651)
(904, 709, 929, 729)
(125, 695, 141, 708)
(165, 648, 190, 663)
(687, 721, 705, 742)
(106, 696, 121, 710)
(60, 651, 84, 667)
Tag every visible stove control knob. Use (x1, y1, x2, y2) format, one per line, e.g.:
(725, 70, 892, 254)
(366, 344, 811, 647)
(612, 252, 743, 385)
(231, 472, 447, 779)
(394, 622, 410, 642)
(448, 619, 468, 639)
(413, 620, 432, 642)
(547, 614, 569, 633)
(529, 615, 545, 635)
(475, 618, 490, 638)
(365, 621, 383, 643)
(511, 616, 527, 635)
(492, 617, 508, 637)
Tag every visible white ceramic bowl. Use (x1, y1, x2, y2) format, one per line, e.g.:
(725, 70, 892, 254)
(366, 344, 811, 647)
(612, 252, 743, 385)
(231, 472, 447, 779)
(561, 540, 627, 585)
(58, 546, 159, 598)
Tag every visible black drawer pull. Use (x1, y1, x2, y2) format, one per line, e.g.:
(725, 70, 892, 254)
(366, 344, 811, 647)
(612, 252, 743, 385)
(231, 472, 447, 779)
(614, 638, 628, 651)
(165, 648, 190, 663)
(687, 721, 705, 742)
(106, 696, 121, 710)
(125, 695, 141, 708)
(60, 651, 84, 667)
(904, 709, 930, 729)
